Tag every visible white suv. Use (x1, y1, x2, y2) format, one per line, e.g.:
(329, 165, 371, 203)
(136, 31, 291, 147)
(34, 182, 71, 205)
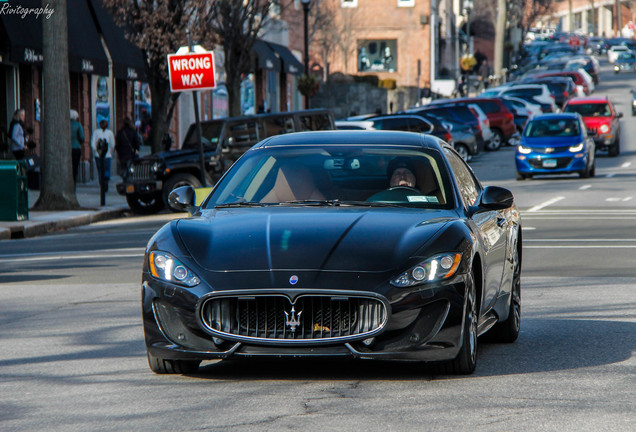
(498, 84, 558, 113)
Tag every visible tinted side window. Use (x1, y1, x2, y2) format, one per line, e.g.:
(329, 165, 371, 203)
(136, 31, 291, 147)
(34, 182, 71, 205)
(478, 101, 500, 114)
(380, 117, 410, 131)
(408, 117, 433, 133)
(263, 115, 295, 137)
(298, 113, 334, 131)
(227, 121, 263, 146)
(444, 147, 480, 206)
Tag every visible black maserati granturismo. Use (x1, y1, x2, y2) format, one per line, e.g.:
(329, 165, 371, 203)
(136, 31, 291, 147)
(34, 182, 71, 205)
(142, 130, 522, 375)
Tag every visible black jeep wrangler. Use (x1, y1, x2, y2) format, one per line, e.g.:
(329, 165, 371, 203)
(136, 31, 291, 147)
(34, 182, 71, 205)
(117, 109, 335, 214)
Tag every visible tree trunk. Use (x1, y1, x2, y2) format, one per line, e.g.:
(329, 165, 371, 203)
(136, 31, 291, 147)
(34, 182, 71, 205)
(227, 73, 242, 118)
(34, 0, 79, 210)
(149, 77, 172, 154)
(493, 0, 507, 78)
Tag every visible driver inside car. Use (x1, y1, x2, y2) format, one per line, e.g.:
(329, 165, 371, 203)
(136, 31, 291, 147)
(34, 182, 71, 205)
(390, 166, 417, 188)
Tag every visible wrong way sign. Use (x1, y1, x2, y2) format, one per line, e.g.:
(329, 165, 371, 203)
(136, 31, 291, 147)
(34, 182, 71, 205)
(167, 51, 216, 92)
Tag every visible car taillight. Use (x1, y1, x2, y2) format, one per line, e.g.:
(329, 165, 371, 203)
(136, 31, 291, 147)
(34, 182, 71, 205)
(563, 91, 569, 99)
(445, 132, 452, 143)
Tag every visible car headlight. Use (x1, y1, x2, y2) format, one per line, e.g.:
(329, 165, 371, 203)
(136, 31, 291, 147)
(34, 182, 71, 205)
(599, 124, 610, 134)
(152, 162, 164, 173)
(632, 99, 636, 106)
(517, 145, 532, 154)
(391, 253, 462, 288)
(149, 251, 200, 287)
(569, 142, 584, 152)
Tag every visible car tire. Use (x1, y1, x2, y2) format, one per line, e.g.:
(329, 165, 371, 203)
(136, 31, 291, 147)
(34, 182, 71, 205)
(454, 143, 470, 161)
(487, 244, 521, 343)
(515, 171, 527, 181)
(147, 352, 200, 374)
(608, 139, 620, 157)
(164, 173, 203, 212)
(589, 162, 596, 177)
(486, 129, 502, 151)
(445, 272, 478, 375)
(126, 192, 164, 215)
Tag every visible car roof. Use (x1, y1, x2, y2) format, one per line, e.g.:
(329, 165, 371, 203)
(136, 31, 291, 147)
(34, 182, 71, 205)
(565, 97, 609, 104)
(254, 130, 446, 150)
(529, 113, 580, 121)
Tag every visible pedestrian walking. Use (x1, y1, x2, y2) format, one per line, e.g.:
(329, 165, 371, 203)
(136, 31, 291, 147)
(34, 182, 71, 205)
(115, 117, 141, 172)
(8, 108, 26, 160)
(478, 59, 490, 91)
(70, 109, 84, 183)
(90, 119, 115, 191)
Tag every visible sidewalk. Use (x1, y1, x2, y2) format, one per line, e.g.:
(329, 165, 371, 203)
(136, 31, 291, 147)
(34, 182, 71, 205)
(0, 174, 130, 240)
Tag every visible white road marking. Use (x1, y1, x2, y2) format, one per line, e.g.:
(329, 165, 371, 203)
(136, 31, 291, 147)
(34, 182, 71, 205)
(527, 196, 565, 212)
(525, 245, 636, 248)
(606, 173, 616, 178)
(0, 248, 145, 263)
(579, 185, 592, 190)
(621, 162, 631, 168)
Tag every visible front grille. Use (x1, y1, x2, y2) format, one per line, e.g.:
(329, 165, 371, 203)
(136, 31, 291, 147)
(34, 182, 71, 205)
(199, 294, 388, 342)
(129, 161, 155, 181)
(530, 146, 569, 154)
(528, 157, 572, 169)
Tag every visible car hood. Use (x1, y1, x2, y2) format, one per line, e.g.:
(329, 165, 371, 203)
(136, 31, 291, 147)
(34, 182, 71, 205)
(581, 117, 611, 128)
(175, 208, 453, 272)
(522, 136, 582, 147)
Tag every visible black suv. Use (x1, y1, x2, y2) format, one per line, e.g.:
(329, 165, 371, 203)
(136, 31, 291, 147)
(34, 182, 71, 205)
(117, 109, 335, 214)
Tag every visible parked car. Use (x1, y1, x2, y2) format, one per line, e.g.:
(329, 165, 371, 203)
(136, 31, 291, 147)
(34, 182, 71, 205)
(608, 45, 631, 64)
(497, 84, 558, 113)
(117, 109, 336, 214)
(336, 114, 453, 144)
(613, 52, 636, 73)
(562, 97, 622, 156)
(534, 71, 590, 96)
(442, 97, 518, 150)
(517, 76, 576, 108)
(516, 113, 595, 180)
(419, 101, 494, 148)
(145, 130, 522, 375)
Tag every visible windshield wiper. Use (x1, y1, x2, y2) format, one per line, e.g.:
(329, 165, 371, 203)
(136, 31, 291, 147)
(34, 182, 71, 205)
(214, 201, 266, 208)
(278, 200, 340, 206)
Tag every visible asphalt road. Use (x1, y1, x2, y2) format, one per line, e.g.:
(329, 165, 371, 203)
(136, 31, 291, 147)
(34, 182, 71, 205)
(0, 61, 634, 431)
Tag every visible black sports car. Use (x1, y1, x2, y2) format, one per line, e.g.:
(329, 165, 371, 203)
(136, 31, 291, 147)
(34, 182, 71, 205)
(143, 131, 522, 375)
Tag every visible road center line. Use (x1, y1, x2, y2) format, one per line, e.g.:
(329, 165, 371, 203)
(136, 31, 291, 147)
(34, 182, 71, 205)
(527, 196, 565, 212)
(579, 185, 592, 190)
(621, 162, 631, 168)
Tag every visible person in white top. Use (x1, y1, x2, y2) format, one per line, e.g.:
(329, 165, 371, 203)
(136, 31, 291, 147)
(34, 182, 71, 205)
(90, 119, 116, 190)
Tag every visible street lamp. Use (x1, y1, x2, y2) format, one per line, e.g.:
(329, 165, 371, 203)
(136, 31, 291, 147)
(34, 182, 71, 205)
(301, 0, 310, 109)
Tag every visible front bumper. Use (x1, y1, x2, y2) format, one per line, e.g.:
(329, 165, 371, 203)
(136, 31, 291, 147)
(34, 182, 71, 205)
(516, 152, 588, 175)
(116, 180, 163, 196)
(142, 274, 469, 363)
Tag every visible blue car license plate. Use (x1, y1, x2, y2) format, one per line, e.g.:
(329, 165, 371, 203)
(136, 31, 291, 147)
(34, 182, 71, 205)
(542, 159, 557, 168)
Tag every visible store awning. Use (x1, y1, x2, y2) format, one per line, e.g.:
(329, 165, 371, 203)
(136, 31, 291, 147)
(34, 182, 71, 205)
(67, 0, 109, 75)
(253, 40, 281, 71)
(88, 0, 146, 81)
(0, 0, 109, 75)
(265, 41, 304, 75)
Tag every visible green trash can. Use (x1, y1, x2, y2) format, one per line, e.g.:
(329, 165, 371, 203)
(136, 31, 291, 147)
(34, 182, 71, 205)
(0, 160, 29, 221)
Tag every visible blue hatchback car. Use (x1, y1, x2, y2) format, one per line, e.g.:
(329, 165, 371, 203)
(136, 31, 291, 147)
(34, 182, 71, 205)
(515, 113, 595, 180)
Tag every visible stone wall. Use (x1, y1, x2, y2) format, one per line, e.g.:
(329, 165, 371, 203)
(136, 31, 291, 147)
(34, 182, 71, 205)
(311, 82, 421, 120)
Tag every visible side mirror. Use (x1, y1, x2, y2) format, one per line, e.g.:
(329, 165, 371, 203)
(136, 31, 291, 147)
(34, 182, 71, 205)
(617, 112, 623, 118)
(478, 186, 514, 210)
(168, 185, 196, 213)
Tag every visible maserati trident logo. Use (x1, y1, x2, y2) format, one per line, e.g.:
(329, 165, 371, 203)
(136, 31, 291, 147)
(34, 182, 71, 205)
(284, 305, 302, 333)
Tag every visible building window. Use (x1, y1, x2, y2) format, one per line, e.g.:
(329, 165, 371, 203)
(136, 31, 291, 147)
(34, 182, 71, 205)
(358, 40, 397, 72)
(398, 0, 415, 7)
(341, 0, 358, 8)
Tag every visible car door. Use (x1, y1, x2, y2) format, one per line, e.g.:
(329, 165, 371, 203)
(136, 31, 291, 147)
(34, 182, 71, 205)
(444, 148, 508, 310)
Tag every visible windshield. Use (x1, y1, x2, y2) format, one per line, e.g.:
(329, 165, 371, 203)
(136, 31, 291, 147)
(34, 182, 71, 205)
(524, 118, 581, 137)
(203, 145, 454, 209)
(563, 103, 611, 117)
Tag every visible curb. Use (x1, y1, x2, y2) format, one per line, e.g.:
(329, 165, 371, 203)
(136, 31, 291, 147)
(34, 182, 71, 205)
(0, 207, 128, 240)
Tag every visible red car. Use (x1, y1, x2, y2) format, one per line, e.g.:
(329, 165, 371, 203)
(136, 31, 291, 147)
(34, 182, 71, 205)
(535, 71, 590, 96)
(454, 97, 517, 150)
(562, 97, 623, 156)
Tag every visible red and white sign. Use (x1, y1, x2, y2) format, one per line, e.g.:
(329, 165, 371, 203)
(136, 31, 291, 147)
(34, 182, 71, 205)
(568, 36, 581, 48)
(167, 51, 216, 92)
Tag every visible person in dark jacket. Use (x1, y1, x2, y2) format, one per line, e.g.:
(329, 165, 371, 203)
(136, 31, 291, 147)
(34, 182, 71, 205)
(115, 117, 141, 172)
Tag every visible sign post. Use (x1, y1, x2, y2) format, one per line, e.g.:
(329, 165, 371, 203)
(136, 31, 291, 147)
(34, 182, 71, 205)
(167, 38, 216, 187)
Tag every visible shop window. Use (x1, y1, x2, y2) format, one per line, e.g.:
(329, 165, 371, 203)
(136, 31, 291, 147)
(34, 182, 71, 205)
(341, 0, 358, 8)
(358, 40, 397, 72)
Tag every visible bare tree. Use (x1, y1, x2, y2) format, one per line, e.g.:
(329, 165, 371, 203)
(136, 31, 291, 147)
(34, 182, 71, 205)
(34, 0, 78, 210)
(308, 0, 338, 81)
(103, 0, 215, 154)
(335, 4, 359, 73)
(204, 1, 273, 117)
